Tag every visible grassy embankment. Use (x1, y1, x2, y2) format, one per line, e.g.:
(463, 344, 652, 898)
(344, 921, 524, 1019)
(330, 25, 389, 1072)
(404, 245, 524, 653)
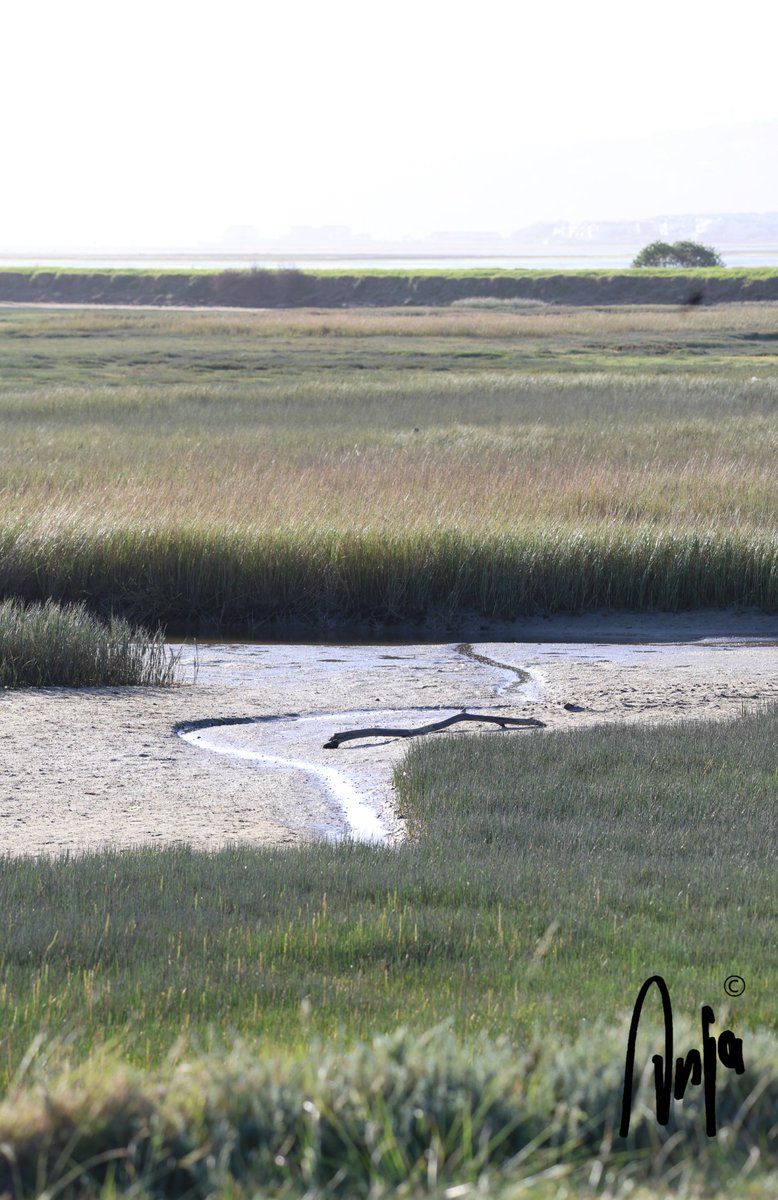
(2, 265, 778, 310)
(1, 706, 776, 1195)
(1, 304, 777, 630)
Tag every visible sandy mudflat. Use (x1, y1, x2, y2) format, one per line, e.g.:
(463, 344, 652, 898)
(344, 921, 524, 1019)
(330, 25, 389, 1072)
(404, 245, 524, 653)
(1, 610, 776, 858)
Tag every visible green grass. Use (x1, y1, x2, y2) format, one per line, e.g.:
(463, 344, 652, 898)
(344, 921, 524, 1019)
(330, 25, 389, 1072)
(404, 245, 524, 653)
(0, 598, 180, 686)
(1, 306, 776, 629)
(2, 304, 778, 384)
(0, 706, 775, 1194)
(1, 302, 775, 1196)
(3, 523, 776, 630)
(1, 1026, 775, 1198)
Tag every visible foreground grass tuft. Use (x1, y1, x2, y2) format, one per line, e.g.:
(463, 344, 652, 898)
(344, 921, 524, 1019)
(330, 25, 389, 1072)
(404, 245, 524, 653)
(1, 1025, 775, 1198)
(0, 598, 180, 687)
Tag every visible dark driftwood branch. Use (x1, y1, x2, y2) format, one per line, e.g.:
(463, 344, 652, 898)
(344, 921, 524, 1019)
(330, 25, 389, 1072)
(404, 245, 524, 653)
(323, 711, 545, 749)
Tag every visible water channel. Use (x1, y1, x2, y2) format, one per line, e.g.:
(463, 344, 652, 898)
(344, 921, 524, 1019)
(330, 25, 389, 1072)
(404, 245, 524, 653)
(170, 624, 778, 846)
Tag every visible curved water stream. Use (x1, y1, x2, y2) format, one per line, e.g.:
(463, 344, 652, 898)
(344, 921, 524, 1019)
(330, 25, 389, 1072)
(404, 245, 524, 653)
(179, 712, 396, 843)
(176, 643, 534, 844)
(174, 630, 777, 845)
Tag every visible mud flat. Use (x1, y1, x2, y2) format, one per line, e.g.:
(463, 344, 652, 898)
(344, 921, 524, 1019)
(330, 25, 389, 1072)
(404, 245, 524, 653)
(1, 612, 776, 857)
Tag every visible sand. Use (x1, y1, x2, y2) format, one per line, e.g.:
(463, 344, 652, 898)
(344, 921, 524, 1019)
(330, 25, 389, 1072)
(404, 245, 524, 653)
(1, 611, 776, 857)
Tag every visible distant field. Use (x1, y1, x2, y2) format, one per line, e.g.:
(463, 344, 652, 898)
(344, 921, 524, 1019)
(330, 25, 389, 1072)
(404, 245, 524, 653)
(1, 303, 776, 629)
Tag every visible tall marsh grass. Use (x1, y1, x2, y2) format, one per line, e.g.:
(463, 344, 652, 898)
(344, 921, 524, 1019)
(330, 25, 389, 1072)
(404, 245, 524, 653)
(0, 598, 180, 686)
(2, 522, 776, 627)
(2, 362, 777, 626)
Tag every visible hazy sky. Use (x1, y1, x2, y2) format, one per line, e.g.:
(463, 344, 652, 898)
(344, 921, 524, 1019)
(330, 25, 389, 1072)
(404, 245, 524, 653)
(3, 0, 777, 248)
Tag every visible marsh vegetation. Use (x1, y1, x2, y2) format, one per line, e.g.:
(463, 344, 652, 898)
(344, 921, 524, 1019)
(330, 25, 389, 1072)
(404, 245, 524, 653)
(0, 598, 179, 687)
(2, 263, 778, 309)
(1, 304, 777, 629)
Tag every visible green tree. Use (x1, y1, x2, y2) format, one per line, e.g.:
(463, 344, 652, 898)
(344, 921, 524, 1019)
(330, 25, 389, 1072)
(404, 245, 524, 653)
(632, 239, 723, 267)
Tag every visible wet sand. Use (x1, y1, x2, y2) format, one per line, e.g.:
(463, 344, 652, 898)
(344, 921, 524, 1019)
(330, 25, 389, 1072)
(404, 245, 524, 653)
(1, 611, 776, 857)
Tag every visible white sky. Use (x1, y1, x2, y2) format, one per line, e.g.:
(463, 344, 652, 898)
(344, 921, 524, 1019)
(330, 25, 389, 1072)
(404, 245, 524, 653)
(2, 0, 777, 248)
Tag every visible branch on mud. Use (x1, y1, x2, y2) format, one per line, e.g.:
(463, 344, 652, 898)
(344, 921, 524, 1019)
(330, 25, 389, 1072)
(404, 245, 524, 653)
(323, 711, 545, 749)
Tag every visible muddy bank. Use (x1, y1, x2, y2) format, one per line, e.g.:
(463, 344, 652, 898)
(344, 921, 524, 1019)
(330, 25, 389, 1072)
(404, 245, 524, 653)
(2, 268, 777, 308)
(1, 618, 776, 858)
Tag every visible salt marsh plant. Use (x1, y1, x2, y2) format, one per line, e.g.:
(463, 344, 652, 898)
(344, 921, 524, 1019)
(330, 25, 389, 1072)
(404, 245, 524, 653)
(0, 706, 774, 1082)
(0, 702, 775, 1193)
(0, 303, 775, 1197)
(0, 598, 180, 687)
(3, 521, 776, 630)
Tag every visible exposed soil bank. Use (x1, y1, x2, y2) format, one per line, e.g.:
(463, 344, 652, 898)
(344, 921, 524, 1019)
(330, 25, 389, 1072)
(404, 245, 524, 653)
(1, 617, 776, 857)
(2, 268, 778, 308)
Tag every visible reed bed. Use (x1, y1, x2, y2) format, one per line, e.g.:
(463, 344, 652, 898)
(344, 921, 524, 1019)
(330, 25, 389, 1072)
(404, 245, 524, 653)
(2, 356, 776, 627)
(2, 521, 776, 627)
(0, 598, 180, 687)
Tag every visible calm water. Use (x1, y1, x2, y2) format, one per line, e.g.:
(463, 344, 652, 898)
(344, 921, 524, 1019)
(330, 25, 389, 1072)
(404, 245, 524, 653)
(4, 250, 778, 271)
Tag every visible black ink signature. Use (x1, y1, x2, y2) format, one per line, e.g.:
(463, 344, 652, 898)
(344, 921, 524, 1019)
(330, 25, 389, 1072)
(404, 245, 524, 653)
(620, 974, 745, 1138)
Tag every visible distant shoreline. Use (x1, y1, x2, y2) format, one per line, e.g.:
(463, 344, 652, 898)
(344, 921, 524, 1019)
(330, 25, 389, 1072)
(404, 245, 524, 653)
(3, 217, 778, 269)
(3, 248, 778, 272)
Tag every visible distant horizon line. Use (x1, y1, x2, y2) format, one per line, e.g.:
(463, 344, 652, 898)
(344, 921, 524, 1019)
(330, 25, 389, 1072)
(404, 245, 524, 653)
(4, 209, 778, 259)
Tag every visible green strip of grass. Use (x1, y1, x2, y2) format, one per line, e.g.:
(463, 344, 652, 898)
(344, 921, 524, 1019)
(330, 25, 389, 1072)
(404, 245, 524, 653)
(2, 267, 777, 315)
(2, 523, 776, 630)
